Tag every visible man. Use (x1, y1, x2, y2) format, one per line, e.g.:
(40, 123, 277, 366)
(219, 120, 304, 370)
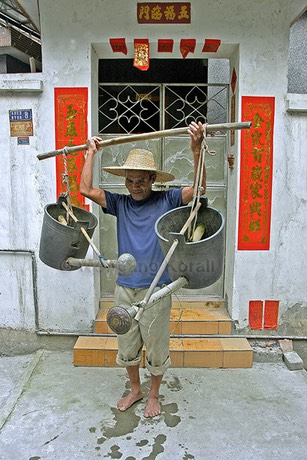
(80, 121, 205, 418)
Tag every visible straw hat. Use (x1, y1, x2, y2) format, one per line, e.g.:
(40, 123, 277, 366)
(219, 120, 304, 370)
(102, 148, 175, 182)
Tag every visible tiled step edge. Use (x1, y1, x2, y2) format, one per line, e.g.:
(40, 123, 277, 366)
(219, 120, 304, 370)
(73, 336, 252, 369)
(99, 298, 225, 310)
(95, 308, 232, 335)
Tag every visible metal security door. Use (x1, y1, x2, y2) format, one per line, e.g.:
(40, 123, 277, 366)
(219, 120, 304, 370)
(98, 82, 228, 299)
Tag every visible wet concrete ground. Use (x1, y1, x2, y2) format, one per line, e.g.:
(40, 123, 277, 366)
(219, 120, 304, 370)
(1, 350, 307, 460)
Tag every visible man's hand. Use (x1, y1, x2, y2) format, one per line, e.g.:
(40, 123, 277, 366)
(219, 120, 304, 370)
(80, 136, 106, 207)
(86, 136, 102, 155)
(188, 121, 204, 155)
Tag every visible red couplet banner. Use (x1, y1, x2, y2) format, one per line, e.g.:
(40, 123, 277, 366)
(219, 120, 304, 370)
(54, 87, 88, 210)
(238, 96, 275, 250)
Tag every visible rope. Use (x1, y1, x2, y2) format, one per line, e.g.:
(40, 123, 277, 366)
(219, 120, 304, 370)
(61, 147, 73, 223)
(187, 125, 207, 241)
(60, 147, 108, 269)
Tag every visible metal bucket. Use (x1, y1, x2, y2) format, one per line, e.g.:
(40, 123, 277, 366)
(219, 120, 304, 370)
(39, 200, 98, 271)
(155, 203, 225, 289)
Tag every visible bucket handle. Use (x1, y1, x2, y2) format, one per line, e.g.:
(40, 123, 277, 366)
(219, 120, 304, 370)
(61, 202, 108, 268)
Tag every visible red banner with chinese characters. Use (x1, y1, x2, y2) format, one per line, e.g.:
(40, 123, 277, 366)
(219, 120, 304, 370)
(238, 96, 275, 250)
(137, 2, 190, 23)
(54, 87, 88, 210)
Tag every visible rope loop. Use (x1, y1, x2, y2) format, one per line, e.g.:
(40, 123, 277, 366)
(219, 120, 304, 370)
(187, 124, 207, 240)
(98, 253, 109, 268)
(61, 147, 73, 220)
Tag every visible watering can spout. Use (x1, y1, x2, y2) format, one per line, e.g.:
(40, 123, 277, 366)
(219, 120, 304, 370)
(107, 305, 139, 334)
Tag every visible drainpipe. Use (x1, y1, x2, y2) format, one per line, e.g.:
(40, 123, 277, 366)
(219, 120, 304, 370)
(35, 331, 307, 340)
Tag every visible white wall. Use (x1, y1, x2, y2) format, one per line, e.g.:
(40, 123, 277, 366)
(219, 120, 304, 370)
(1, 0, 306, 334)
(0, 74, 97, 332)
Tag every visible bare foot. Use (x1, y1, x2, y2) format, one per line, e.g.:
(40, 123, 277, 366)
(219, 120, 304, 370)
(117, 391, 143, 411)
(144, 396, 161, 418)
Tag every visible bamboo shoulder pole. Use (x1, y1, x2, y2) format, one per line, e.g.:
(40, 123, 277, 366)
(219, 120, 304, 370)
(37, 121, 252, 161)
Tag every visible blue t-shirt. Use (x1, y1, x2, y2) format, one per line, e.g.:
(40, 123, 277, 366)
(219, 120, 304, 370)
(103, 189, 183, 288)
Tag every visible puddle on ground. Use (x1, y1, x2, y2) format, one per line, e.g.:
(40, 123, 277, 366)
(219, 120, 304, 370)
(106, 444, 122, 459)
(86, 373, 187, 458)
(136, 439, 149, 447)
(162, 402, 181, 427)
(165, 376, 183, 392)
(101, 406, 141, 439)
(141, 434, 167, 460)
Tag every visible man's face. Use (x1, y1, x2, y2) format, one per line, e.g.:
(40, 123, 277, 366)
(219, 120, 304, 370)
(125, 170, 156, 200)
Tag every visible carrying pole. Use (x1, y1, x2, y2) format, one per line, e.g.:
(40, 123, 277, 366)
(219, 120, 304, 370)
(37, 122, 252, 161)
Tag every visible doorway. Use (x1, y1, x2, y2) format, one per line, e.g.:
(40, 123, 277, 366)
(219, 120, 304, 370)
(97, 59, 229, 299)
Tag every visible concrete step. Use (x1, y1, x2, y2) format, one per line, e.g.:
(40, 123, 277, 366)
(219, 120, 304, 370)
(95, 300, 231, 335)
(74, 299, 252, 369)
(99, 298, 225, 310)
(73, 336, 253, 369)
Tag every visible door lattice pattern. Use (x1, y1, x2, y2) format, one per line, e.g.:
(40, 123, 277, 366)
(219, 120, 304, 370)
(98, 84, 228, 135)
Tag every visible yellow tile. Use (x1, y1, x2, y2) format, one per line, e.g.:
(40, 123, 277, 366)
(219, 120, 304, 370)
(170, 310, 183, 321)
(171, 308, 221, 321)
(74, 349, 105, 367)
(204, 301, 224, 309)
(184, 351, 223, 367)
(105, 337, 118, 350)
(172, 300, 224, 309)
(182, 309, 215, 320)
(74, 336, 109, 350)
(181, 338, 223, 351)
(99, 298, 114, 309)
(172, 300, 205, 309)
(170, 351, 184, 367)
(96, 309, 108, 321)
(220, 338, 252, 351)
(181, 321, 219, 335)
(218, 321, 232, 334)
(223, 351, 253, 368)
(75, 304, 255, 369)
(169, 338, 184, 351)
(95, 322, 111, 334)
(104, 350, 118, 367)
(209, 308, 231, 320)
(170, 321, 182, 334)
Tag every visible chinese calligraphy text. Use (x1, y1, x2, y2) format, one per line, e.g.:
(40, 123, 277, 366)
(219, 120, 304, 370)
(238, 96, 275, 250)
(54, 88, 88, 210)
(137, 2, 191, 24)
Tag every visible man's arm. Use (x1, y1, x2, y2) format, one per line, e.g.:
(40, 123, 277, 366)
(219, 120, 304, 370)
(80, 137, 107, 208)
(182, 121, 206, 205)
